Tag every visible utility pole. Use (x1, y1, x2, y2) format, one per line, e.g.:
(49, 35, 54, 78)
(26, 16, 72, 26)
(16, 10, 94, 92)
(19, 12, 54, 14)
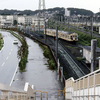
(38, 21, 40, 34)
(68, 17, 70, 33)
(34, 23, 35, 37)
(55, 26, 58, 61)
(91, 39, 97, 72)
(91, 17, 93, 40)
(86, 17, 87, 30)
(77, 17, 79, 30)
(96, 16, 98, 32)
(44, 21, 47, 43)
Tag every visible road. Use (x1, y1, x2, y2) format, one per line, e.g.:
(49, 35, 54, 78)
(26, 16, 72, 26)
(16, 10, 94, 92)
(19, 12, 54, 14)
(0, 30, 20, 86)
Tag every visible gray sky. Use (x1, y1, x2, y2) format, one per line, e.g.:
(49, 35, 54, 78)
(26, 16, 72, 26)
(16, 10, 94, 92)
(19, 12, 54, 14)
(0, 0, 100, 13)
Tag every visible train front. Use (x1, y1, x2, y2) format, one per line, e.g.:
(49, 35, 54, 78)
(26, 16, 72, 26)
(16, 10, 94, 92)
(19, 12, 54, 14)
(70, 33, 78, 41)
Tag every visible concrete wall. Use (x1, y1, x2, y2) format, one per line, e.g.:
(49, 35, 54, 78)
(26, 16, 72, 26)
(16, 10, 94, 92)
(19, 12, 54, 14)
(83, 48, 91, 63)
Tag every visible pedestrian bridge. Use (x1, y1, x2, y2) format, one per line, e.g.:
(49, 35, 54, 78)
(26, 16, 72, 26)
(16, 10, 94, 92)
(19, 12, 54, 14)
(0, 69, 100, 100)
(65, 69, 100, 100)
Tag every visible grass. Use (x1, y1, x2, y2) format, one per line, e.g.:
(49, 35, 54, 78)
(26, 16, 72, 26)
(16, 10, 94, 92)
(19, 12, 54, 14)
(76, 57, 82, 61)
(66, 46, 73, 48)
(0, 33, 4, 50)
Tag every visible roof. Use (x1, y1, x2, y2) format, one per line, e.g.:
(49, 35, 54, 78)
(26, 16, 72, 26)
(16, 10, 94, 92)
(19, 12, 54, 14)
(82, 46, 100, 52)
(46, 28, 74, 34)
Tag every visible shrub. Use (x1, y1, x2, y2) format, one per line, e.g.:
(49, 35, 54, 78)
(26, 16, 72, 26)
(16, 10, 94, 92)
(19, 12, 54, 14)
(48, 60, 55, 69)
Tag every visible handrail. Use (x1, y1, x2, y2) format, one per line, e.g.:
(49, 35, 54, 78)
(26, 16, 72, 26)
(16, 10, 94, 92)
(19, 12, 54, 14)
(35, 90, 42, 98)
(41, 91, 48, 98)
(57, 90, 65, 97)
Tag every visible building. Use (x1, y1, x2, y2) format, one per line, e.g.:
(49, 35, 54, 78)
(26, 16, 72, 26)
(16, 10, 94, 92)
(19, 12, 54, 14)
(0, 15, 45, 29)
(82, 46, 100, 63)
(65, 8, 70, 17)
(17, 16, 25, 25)
(0, 15, 13, 27)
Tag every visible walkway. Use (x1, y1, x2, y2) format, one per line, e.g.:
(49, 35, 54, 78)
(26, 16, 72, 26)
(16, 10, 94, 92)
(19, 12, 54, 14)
(12, 37, 64, 98)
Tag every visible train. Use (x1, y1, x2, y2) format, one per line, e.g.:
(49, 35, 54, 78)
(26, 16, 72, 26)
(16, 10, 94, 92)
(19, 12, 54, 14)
(44, 29, 78, 42)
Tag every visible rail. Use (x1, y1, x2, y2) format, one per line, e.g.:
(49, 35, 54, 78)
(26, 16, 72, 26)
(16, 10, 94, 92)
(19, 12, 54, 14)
(58, 42, 85, 78)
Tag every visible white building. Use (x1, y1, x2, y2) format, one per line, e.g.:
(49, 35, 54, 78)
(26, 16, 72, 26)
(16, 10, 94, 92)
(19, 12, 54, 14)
(0, 15, 13, 27)
(65, 8, 70, 17)
(18, 16, 25, 25)
(32, 16, 44, 26)
(0, 15, 45, 29)
(82, 46, 100, 63)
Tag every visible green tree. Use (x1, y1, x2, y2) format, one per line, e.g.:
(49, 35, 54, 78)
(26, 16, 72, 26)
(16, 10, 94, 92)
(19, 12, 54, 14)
(13, 20, 17, 25)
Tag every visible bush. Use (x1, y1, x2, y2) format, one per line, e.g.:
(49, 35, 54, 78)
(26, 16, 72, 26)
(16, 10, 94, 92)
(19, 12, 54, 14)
(48, 60, 56, 69)
(38, 42, 56, 70)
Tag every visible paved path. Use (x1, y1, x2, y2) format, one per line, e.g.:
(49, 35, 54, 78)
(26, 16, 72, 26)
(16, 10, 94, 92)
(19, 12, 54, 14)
(12, 37, 64, 98)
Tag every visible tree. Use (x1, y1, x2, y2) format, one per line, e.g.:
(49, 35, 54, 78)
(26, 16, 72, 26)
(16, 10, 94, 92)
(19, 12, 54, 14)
(13, 20, 17, 25)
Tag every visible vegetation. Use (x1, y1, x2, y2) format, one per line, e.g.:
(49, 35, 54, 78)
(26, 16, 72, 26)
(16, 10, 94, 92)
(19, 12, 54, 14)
(13, 20, 17, 25)
(67, 8, 93, 16)
(34, 40, 56, 70)
(0, 7, 95, 16)
(76, 57, 82, 61)
(7, 29, 28, 72)
(0, 33, 4, 50)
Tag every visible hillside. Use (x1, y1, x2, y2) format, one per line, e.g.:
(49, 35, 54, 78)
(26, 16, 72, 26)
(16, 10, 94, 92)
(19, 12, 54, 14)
(0, 7, 94, 16)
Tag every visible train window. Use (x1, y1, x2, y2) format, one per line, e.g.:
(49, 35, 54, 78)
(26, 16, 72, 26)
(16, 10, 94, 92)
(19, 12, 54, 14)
(75, 35, 77, 38)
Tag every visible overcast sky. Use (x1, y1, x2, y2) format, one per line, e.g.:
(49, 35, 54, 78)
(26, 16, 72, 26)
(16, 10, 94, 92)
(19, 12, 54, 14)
(0, 0, 100, 13)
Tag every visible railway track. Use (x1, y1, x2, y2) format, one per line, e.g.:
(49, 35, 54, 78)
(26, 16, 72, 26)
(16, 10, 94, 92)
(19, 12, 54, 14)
(58, 42, 85, 78)
(47, 36, 86, 78)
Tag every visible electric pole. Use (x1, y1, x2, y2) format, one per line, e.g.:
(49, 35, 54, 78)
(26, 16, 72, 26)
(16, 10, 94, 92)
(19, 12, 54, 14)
(91, 17, 93, 40)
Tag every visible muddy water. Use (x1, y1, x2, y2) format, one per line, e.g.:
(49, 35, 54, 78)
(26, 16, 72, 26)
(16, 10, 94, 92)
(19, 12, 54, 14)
(12, 37, 64, 98)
